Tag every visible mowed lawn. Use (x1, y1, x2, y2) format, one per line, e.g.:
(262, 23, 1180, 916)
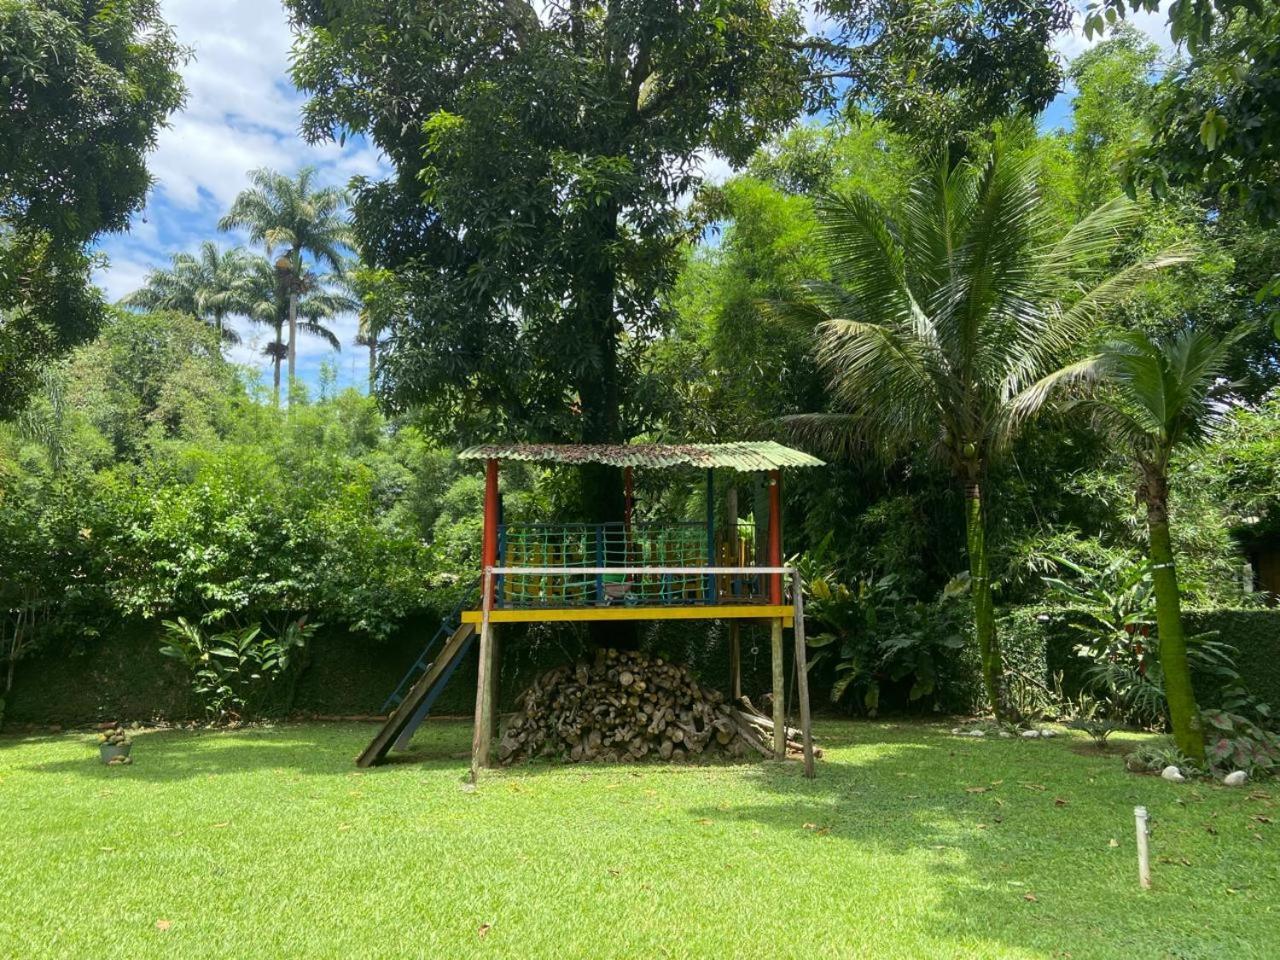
(1, 720, 1277, 960)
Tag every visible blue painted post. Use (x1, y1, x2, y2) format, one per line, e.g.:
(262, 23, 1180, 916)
(705, 468, 715, 604)
(496, 496, 506, 607)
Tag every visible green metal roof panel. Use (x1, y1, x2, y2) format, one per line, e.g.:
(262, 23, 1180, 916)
(457, 441, 825, 472)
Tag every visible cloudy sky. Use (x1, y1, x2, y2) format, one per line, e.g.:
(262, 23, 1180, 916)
(94, 1, 389, 397)
(95, 1, 1175, 397)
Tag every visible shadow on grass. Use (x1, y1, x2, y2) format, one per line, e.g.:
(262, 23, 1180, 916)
(15, 719, 475, 782)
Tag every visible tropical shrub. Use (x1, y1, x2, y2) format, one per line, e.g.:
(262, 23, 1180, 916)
(806, 573, 967, 716)
(1202, 709, 1280, 779)
(160, 617, 317, 722)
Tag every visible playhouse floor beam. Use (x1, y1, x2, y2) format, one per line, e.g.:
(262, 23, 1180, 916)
(461, 604, 794, 625)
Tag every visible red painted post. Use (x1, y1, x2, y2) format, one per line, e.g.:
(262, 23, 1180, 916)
(623, 466, 633, 530)
(482, 458, 499, 604)
(768, 469, 782, 603)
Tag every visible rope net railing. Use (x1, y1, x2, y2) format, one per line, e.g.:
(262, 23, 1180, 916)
(496, 522, 770, 608)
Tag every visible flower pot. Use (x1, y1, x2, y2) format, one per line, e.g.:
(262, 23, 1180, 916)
(99, 742, 132, 764)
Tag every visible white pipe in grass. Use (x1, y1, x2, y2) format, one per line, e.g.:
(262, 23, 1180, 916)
(1135, 806, 1151, 889)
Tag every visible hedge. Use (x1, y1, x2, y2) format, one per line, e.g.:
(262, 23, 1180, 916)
(996, 606, 1280, 709)
(9, 607, 1273, 728)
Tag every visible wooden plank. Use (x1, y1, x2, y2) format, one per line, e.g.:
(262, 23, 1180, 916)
(471, 619, 494, 776)
(770, 617, 785, 759)
(792, 572, 816, 779)
(487, 624, 501, 743)
(461, 604, 794, 624)
(471, 571, 496, 779)
(728, 620, 742, 701)
(355, 622, 476, 768)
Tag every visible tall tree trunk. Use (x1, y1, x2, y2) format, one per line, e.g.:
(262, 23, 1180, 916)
(964, 478, 1004, 720)
(368, 337, 377, 396)
(287, 291, 299, 406)
(272, 323, 283, 407)
(575, 201, 624, 526)
(1144, 471, 1205, 762)
(574, 201, 627, 648)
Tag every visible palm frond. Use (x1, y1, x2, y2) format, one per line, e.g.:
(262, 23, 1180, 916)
(995, 355, 1105, 446)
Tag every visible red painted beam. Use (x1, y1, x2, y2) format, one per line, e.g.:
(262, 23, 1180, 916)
(482, 458, 500, 603)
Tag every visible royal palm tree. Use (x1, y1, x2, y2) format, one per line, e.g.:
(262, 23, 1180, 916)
(241, 255, 351, 404)
(219, 167, 352, 404)
(123, 242, 256, 343)
(781, 144, 1188, 719)
(1020, 325, 1254, 760)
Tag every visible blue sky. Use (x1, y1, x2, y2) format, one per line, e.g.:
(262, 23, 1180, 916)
(94, 1, 1175, 397)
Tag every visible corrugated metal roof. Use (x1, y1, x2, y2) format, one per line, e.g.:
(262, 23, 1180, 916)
(457, 441, 825, 472)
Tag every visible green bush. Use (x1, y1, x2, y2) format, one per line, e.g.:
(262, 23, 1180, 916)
(994, 606, 1280, 711)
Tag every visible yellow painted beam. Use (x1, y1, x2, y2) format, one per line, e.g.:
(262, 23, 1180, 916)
(461, 605, 794, 625)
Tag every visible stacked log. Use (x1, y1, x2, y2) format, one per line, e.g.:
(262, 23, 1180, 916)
(497, 648, 816, 764)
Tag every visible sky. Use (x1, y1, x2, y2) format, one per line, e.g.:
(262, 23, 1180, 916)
(94, 1, 1176, 397)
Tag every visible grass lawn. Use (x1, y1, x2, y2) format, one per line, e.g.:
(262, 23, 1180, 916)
(1, 720, 1277, 959)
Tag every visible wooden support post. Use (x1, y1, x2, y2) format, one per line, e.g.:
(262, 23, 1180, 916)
(705, 468, 715, 603)
(729, 621, 742, 701)
(770, 616, 785, 758)
(792, 570, 815, 778)
(471, 570, 496, 779)
(768, 470, 782, 604)
(725, 485, 739, 597)
(487, 624, 501, 743)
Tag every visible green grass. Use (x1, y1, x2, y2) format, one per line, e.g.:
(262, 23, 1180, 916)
(1, 720, 1277, 959)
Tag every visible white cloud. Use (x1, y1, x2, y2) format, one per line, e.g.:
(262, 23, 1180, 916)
(93, 0, 387, 394)
(1054, 1, 1178, 65)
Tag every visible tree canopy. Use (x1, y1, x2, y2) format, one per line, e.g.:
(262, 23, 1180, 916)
(0, 0, 186, 417)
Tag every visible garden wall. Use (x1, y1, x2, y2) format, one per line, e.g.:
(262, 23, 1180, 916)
(1, 617, 792, 727)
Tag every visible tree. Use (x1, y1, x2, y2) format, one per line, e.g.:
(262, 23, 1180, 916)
(219, 167, 351, 404)
(122, 242, 257, 343)
(1125, 6, 1280, 228)
(1029, 325, 1256, 760)
(239, 256, 352, 405)
(780, 143, 1187, 717)
(287, 0, 806, 520)
(804, 0, 1074, 149)
(0, 0, 186, 418)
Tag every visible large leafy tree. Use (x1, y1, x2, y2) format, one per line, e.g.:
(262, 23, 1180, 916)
(0, 0, 186, 418)
(123, 242, 258, 344)
(287, 0, 806, 520)
(1118, 4, 1280, 227)
(803, 0, 1074, 149)
(781, 144, 1187, 717)
(219, 167, 352, 404)
(1028, 325, 1256, 760)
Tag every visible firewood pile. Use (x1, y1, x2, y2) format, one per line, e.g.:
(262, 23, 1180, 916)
(497, 648, 816, 764)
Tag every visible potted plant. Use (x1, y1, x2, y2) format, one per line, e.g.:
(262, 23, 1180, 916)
(99, 725, 133, 765)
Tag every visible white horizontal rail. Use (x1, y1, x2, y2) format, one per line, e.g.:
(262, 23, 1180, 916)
(485, 565, 796, 576)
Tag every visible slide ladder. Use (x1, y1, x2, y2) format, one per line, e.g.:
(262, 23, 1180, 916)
(381, 584, 476, 713)
(356, 621, 476, 768)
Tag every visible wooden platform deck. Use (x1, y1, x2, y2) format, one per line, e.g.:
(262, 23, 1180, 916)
(460, 604, 794, 625)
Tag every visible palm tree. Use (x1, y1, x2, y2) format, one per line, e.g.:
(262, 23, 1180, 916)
(240, 256, 352, 404)
(218, 167, 352, 404)
(1022, 325, 1254, 760)
(355, 310, 382, 396)
(122, 242, 256, 343)
(781, 144, 1188, 719)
